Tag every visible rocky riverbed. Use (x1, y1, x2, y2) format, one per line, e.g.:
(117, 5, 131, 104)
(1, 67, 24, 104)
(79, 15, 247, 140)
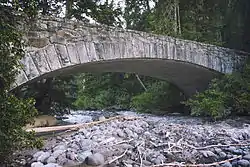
(14, 111, 250, 167)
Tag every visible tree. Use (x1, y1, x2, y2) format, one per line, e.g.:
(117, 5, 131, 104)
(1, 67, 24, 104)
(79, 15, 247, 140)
(0, 1, 42, 164)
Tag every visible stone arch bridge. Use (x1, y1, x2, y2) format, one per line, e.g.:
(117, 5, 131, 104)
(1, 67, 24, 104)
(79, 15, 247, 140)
(14, 16, 249, 96)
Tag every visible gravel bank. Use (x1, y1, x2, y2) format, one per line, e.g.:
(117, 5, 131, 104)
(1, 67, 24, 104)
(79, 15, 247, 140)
(14, 111, 250, 167)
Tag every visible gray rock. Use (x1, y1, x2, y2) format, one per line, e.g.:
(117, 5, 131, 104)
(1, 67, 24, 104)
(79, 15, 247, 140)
(201, 151, 218, 158)
(31, 162, 44, 167)
(68, 143, 79, 151)
(214, 148, 223, 154)
(142, 160, 152, 166)
(219, 152, 227, 159)
(47, 156, 56, 163)
(66, 151, 77, 160)
(237, 159, 250, 167)
(153, 154, 165, 165)
(56, 136, 62, 141)
(243, 151, 249, 156)
(226, 146, 237, 153)
(99, 116, 105, 121)
(44, 163, 61, 167)
(153, 158, 162, 165)
(86, 153, 105, 166)
(233, 149, 243, 155)
(243, 154, 250, 160)
(37, 152, 50, 163)
(52, 149, 65, 159)
(64, 160, 79, 166)
(221, 162, 232, 167)
(232, 161, 238, 167)
(80, 139, 94, 150)
(144, 131, 151, 137)
(53, 144, 67, 151)
(227, 154, 234, 159)
(124, 128, 134, 138)
(77, 150, 92, 162)
(116, 129, 125, 138)
(56, 153, 67, 165)
(33, 151, 45, 160)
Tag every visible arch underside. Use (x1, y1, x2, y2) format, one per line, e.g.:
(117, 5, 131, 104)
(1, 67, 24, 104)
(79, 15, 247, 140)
(18, 58, 221, 96)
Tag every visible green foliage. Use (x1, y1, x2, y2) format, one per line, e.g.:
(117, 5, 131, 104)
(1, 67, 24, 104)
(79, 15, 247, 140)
(131, 81, 184, 114)
(72, 0, 123, 26)
(74, 73, 145, 110)
(0, 92, 43, 162)
(0, 1, 43, 164)
(184, 62, 250, 120)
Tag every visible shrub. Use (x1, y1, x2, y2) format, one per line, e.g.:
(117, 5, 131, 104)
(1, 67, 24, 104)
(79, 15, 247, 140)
(131, 81, 184, 114)
(0, 93, 43, 163)
(184, 62, 250, 120)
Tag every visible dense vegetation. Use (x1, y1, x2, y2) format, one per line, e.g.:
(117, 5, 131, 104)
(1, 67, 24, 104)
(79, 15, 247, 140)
(0, 1, 43, 164)
(184, 61, 250, 120)
(1, 0, 250, 164)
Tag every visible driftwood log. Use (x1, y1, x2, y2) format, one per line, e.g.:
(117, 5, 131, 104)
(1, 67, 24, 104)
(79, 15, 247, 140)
(25, 116, 140, 134)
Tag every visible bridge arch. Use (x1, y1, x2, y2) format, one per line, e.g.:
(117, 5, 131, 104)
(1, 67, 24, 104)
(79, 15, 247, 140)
(14, 16, 249, 96)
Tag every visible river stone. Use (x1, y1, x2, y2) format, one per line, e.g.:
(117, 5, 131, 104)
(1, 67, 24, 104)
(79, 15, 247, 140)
(47, 156, 56, 163)
(116, 129, 125, 138)
(31, 162, 44, 167)
(85, 153, 105, 166)
(57, 153, 67, 165)
(66, 151, 77, 160)
(99, 116, 105, 121)
(44, 163, 61, 167)
(33, 151, 45, 160)
(214, 148, 223, 154)
(80, 139, 94, 150)
(237, 159, 250, 167)
(221, 162, 232, 167)
(144, 131, 151, 137)
(201, 151, 218, 158)
(232, 161, 238, 167)
(124, 128, 134, 138)
(53, 144, 67, 151)
(52, 149, 65, 159)
(142, 160, 152, 166)
(37, 152, 51, 163)
(219, 152, 227, 159)
(77, 150, 92, 162)
(243, 154, 250, 160)
(226, 146, 237, 153)
(68, 143, 79, 151)
(65, 160, 79, 166)
(233, 149, 243, 155)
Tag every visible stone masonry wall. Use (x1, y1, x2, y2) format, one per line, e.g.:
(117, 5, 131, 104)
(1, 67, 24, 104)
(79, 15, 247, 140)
(13, 16, 249, 94)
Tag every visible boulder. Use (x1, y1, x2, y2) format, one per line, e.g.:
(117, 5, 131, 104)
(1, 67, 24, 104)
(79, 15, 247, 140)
(31, 162, 44, 167)
(85, 153, 105, 166)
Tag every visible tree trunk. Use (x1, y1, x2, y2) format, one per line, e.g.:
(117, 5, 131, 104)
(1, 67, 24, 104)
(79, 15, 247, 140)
(135, 74, 147, 91)
(176, 0, 181, 35)
(66, 0, 74, 19)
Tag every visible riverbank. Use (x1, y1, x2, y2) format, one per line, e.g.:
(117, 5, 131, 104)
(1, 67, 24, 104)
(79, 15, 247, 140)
(14, 111, 250, 167)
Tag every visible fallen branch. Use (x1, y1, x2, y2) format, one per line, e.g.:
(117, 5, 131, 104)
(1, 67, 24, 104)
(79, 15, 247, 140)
(26, 116, 140, 134)
(107, 149, 128, 164)
(184, 142, 250, 150)
(112, 139, 134, 146)
(150, 155, 242, 167)
(137, 147, 143, 167)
